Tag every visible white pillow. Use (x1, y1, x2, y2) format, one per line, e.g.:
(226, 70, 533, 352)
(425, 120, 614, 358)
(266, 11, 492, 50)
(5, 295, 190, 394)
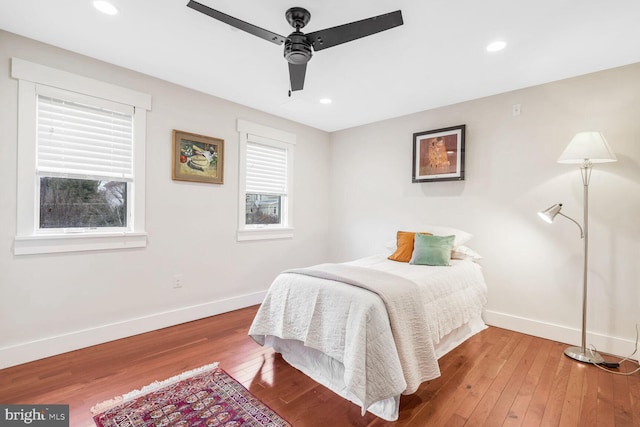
(384, 239, 398, 252)
(451, 245, 482, 261)
(420, 225, 473, 247)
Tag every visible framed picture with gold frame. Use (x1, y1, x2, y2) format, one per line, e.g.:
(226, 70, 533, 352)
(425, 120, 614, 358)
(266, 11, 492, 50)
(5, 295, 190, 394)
(412, 124, 465, 183)
(172, 130, 224, 184)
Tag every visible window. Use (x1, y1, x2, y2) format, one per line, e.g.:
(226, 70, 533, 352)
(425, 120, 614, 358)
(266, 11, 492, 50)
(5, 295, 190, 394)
(37, 90, 132, 230)
(39, 177, 128, 229)
(12, 58, 151, 255)
(245, 141, 288, 226)
(237, 120, 295, 241)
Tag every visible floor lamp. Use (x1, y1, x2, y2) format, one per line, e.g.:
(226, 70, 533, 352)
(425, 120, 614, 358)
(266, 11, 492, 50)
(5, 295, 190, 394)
(538, 131, 617, 364)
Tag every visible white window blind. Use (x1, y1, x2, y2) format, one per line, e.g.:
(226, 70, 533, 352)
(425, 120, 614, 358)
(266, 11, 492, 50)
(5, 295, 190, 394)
(37, 94, 134, 181)
(246, 140, 287, 195)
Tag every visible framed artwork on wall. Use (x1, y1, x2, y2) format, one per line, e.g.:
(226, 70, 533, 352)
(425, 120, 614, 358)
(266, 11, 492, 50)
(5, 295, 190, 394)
(412, 124, 465, 183)
(172, 130, 224, 184)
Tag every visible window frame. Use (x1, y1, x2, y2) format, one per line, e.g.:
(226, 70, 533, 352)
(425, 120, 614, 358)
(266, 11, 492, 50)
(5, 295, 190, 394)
(237, 119, 295, 241)
(11, 58, 151, 255)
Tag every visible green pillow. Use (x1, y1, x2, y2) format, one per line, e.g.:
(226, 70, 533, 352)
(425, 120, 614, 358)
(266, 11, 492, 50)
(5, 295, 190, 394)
(410, 234, 455, 266)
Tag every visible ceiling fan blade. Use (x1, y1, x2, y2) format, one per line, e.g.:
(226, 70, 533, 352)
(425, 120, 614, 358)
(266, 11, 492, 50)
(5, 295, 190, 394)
(289, 63, 307, 91)
(187, 0, 286, 45)
(307, 10, 403, 52)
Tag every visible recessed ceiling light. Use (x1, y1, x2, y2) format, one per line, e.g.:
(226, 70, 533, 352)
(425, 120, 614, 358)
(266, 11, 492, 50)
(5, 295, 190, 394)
(486, 40, 506, 52)
(319, 98, 332, 105)
(93, 0, 118, 15)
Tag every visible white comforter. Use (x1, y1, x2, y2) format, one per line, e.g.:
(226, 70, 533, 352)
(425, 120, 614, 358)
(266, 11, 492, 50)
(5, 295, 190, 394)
(248, 255, 488, 414)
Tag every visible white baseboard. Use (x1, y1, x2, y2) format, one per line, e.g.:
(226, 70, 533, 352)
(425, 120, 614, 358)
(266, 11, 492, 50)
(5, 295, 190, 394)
(483, 310, 637, 361)
(0, 291, 267, 370)
(3, 303, 633, 370)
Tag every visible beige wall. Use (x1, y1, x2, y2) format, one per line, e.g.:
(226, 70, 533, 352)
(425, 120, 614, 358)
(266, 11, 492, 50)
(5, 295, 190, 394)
(0, 30, 331, 368)
(329, 63, 640, 357)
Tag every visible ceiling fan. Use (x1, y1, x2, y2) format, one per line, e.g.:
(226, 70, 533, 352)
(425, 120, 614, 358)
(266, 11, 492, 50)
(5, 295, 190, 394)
(187, 1, 403, 93)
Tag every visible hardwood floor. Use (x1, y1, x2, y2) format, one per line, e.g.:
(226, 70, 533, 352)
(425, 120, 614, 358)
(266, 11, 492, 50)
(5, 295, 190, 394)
(1, 305, 639, 426)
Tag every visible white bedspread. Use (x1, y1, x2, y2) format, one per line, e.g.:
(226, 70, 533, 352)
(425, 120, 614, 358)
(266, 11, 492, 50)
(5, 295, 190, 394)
(248, 255, 487, 414)
(347, 255, 488, 343)
(285, 263, 441, 396)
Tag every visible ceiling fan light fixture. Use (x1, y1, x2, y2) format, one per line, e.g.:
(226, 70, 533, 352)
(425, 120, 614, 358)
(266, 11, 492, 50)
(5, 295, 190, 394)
(93, 0, 118, 15)
(284, 32, 313, 65)
(486, 40, 507, 52)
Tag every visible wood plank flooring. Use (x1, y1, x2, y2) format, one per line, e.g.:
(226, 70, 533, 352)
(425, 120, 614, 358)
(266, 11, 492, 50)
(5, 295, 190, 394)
(1, 305, 638, 426)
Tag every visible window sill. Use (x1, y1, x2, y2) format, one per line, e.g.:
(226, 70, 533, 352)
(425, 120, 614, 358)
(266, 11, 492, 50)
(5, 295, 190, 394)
(14, 232, 148, 255)
(237, 227, 294, 241)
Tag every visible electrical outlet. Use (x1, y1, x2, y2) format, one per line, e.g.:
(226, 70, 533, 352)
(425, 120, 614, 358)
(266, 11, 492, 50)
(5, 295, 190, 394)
(173, 274, 183, 289)
(512, 104, 521, 116)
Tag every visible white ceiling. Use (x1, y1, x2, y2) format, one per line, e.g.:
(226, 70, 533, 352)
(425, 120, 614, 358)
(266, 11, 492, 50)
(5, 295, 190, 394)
(2, 0, 640, 132)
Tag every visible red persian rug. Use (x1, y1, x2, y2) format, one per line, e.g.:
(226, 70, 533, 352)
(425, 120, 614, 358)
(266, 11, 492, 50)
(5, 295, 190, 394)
(92, 362, 290, 427)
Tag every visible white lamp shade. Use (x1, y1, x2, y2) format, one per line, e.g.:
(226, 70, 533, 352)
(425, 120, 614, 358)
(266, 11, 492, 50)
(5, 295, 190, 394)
(538, 203, 562, 223)
(557, 131, 617, 164)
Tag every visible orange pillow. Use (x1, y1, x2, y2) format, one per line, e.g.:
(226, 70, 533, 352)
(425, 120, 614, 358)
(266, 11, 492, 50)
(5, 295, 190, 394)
(388, 231, 432, 262)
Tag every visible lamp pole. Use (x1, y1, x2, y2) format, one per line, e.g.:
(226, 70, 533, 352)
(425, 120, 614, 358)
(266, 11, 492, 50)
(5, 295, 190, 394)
(563, 161, 603, 363)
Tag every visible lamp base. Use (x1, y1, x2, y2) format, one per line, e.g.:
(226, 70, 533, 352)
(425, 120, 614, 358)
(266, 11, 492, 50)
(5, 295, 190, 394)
(564, 346, 604, 364)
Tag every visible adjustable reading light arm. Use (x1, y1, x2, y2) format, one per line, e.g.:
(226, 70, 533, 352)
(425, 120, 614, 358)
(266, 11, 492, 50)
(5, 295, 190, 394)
(556, 212, 584, 238)
(538, 203, 584, 238)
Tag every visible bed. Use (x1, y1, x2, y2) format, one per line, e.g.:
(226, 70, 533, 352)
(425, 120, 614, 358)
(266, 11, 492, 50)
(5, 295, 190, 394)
(248, 229, 488, 421)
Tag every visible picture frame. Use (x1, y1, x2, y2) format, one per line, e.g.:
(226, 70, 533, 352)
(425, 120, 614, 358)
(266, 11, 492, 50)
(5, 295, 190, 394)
(172, 130, 224, 184)
(412, 124, 465, 183)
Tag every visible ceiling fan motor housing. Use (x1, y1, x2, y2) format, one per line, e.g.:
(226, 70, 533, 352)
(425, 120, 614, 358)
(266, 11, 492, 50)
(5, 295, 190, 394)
(284, 32, 312, 64)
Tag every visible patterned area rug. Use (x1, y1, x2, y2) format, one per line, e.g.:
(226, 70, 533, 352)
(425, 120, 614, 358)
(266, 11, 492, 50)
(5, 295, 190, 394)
(92, 362, 290, 427)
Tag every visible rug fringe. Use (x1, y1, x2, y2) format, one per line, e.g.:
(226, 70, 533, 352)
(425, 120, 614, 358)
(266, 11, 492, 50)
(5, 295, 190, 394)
(91, 361, 219, 415)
